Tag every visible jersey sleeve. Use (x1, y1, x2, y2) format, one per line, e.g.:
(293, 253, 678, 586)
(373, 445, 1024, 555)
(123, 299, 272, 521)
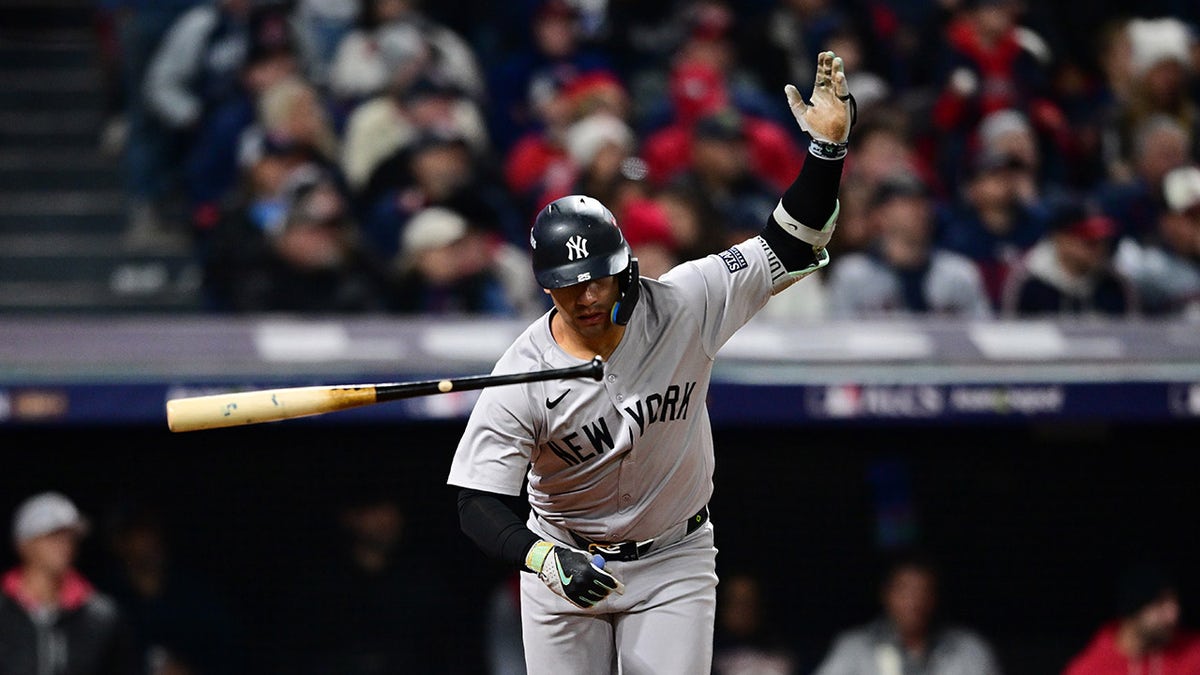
(657, 236, 775, 358)
(446, 368, 538, 497)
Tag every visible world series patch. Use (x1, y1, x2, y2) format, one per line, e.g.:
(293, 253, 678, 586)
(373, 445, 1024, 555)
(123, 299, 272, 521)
(717, 246, 748, 273)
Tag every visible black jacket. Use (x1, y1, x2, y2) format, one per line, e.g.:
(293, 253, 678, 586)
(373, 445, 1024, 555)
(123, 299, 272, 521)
(0, 576, 136, 675)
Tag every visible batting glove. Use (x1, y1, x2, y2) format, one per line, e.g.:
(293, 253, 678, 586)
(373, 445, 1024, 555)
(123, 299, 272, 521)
(785, 50, 856, 153)
(525, 540, 625, 609)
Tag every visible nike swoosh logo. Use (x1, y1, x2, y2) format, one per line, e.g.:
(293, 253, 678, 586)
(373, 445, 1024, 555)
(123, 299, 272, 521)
(546, 389, 570, 409)
(557, 565, 573, 586)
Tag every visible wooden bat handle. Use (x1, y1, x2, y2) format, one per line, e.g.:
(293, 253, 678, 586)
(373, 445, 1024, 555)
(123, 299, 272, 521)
(166, 385, 379, 433)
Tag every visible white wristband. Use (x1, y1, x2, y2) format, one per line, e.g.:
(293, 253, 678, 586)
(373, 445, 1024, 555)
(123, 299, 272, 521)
(772, 200, 839, 249)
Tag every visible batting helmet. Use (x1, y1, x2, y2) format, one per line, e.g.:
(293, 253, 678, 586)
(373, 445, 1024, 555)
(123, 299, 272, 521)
(530, 195, 641, 324)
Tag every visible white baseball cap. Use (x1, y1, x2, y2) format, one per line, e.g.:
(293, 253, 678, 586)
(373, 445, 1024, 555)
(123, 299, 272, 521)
(12, 491, 89, 546)
(1163, 166, 1200, 214)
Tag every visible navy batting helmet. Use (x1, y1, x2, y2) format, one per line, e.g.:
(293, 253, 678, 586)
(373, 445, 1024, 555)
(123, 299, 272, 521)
(530, 195, 640, 324)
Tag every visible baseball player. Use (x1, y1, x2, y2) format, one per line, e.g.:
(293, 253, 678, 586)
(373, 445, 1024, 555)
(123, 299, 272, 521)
(447, 51, 855, 674)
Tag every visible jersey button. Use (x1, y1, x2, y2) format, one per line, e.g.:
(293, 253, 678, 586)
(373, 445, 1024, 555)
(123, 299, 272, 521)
(607, 374, 616, 382)
(621, 494, 632, 502)
(616, 394, 624, 401)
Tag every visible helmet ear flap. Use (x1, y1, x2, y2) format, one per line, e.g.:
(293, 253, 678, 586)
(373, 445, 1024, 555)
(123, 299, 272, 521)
(610, 258, 640, 326)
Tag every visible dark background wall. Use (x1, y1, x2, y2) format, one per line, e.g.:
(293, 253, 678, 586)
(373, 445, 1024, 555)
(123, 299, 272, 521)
(2, 418, 1198, 674)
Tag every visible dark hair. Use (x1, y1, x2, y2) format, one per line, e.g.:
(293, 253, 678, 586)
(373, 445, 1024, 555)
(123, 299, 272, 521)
(879, 546, 941, 589)
(869, 174, 931, 210)
(1116, 561, 1177, 618)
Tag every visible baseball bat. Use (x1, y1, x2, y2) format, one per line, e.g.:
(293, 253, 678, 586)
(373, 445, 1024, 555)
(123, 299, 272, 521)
(166, 356, 605, 433)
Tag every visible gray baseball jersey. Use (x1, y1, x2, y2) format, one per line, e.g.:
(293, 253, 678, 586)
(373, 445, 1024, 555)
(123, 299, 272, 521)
(448, 234, 794, 674)
(448, 235, 781, 540)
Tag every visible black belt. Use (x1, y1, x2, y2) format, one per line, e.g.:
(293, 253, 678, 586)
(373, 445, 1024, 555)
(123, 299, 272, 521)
(569, 505, 709, 562)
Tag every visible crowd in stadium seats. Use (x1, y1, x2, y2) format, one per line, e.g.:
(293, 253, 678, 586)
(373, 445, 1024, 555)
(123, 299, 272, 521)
(94, 0, 1200, 320)
(7, 488, 1200, 674)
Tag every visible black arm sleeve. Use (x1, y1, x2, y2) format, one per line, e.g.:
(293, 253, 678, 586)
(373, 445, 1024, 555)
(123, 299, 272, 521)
(457, 487, 541, 571)
(760, 152, 846, 271)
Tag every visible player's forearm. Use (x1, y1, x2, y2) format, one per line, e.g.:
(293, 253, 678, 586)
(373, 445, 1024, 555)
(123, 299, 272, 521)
(781, 149, 844, 229)
(761, 150, 845, 271)
(457, 488, 540, 570)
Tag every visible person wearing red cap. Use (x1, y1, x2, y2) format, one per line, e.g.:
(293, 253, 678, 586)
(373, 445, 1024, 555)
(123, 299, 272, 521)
(999, 196, 1139, 317)
(641, 59, 803, 193)
(617, 198, 681, 280)
(0, 492, 136, 675)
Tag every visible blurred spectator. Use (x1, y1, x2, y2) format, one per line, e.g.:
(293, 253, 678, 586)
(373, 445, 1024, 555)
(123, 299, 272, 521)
(332, 0, 483, 102)
(1093, 113, 1194, 243)
(812, 548, 1003, 675)
(553, 110, 638, 205)
(825, 174, 994, 319)
(324, 0, 485, 117)
(95, 0, 205, 246)
(821, 21, 894, 118)
(936, 149, 1050, 310)
(974, 108, 1054, 204)
(1055, 17, 1136, 190)
(656, 180, 725, 263)
(617, 195, 681, 281)
(291, 0, 362, 89)
(194, 69, 347, 256)
(360, 124, 474, 207)
(712, 571, 804, 675)
(1114, 165, 1200, 318)
(486, 0, 615, 152)
(501, 69, 634, 218)
(341, 72, 490, 198)
(660, 108, 782, 252)
(250, 74, 342, 169)
(134, 0, 295, 248)
(844, 108, 943, 206)
(1062, 561, 1200, 675)
(387, 206, 545, 316)
(926, 0, 1067, 197)
(643, 0, 780, 128)
(360, 129, 520, 258)
(96, 502, 242, 675)
(0, 491, 137, 675)
(181, 22, 302, 243)
(501, 67, 585, 216)
(276, 490, 457, 674)
(580, 3, 676, 87)
(563, 68, 635, 123)
(839, 108, 944, 258)
(735, 0, 895, 116)
(1000, 195, 1138, 317)
(824, 170, 875, 257)
(203, 162, 393, 313)
(641, 58, 803, 193)
(328, 13, 427, 108)
(1099, 17, 1199, 183)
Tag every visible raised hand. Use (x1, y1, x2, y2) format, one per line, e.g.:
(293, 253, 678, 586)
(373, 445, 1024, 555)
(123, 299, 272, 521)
(784, 51, 855, 145)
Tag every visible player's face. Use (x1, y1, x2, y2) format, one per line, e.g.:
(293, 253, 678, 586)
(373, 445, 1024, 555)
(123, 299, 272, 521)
(547, 275, 620, 339)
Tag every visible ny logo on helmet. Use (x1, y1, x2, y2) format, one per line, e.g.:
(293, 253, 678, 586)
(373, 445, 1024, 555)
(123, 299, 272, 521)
(566, 235, 589, 261)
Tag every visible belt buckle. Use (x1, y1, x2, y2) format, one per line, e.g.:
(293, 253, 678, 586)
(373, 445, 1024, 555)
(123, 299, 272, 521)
(587, 540, 645, 561)
(587, 542, 622, 557)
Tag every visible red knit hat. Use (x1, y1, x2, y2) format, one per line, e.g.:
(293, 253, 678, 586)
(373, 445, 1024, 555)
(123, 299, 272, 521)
(620, 199, 676, 249)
